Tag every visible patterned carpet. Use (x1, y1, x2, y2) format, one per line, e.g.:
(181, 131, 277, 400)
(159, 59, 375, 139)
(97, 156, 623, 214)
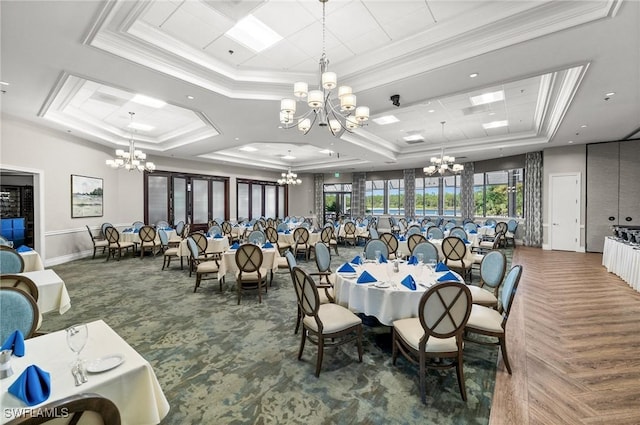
(42, 243, 512, 425)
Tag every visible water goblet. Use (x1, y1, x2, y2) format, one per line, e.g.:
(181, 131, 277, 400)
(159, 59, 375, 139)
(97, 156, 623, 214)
(397, 250, 403, 261)
(417, 253, 424, 264)
(375, 250, 381, 264)
(66, 323, 88, 369)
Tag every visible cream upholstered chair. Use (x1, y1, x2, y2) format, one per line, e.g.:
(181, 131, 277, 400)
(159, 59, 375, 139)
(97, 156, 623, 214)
(406, 234, 427, 255)
(468, 250, 507, 308)
(234, 243, 268, 304)
(186, 237, 221, 293)
(320, 226, 339, 255)
(138, 225, 160, 259)
(293, 227, 311, 261)
(379, 232, 399, 260)
(86, 225, 108, 259)
(464, 265, 523, 375)
(104, 227, 136, 261)
(442, 236, 472, 282)
(392, 281, 472, 402)
(0, 287, 39, 343)
(342, 221, 357, 246)
(158, 228, 180, 270)
(5, 392, 121, 425)
(291, 266, 363, 377)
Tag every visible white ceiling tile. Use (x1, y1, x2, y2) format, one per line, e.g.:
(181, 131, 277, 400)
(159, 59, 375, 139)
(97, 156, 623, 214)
(204, 36, 256, 66)
(426, 1, 485, 22)
(162, 3, 234, 49)
(325, 1, 380, 40)
(381, 12, 438, 41)
(241, 39, 311, 71)
(140, 1, 180, 28)
(288, 21, 344, 59)
(343, 26, 391, 55)
(253, 1, 317, 39)
(202, 0, 265, 21)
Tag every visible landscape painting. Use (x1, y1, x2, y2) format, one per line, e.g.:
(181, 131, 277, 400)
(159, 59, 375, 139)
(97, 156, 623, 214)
(71, 174, 103, 218)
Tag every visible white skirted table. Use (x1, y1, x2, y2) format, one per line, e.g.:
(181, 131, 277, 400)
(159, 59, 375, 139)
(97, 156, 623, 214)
(0, 320, 170, 425)
(16, 269, 71, 314)
(176, 236, 230, 258)
(18, 250, 45, 272)
(602, 236, 640, 292)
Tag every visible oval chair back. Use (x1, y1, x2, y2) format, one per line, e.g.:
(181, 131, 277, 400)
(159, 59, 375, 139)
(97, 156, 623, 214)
(480, 250, 507, 291)
(0, 274, 39, 302)
(406, 226, 421, 237)
(190, 232, 208, 255)
(379, 232, 398, 256)
(441, 236, 467, 262)
(247, 230, 266, 245)
(132, 221, 144, 230)
(174, 221, 185, 237)
(208, 225, 222, 236)
(0, 246, 25, 274)
(277, 223, 289, 232)
(463, 222, 477, 233)
(265, 227, 279, 244)
(314, 242, 331, 273)
(368, 227, 379, 240)
(501, 265, 523, 314)
(364, 239, 389, 260)
(0, 287, 38, 342)
(158, 228, 170, 248)
(411, 241, 439, 264)
(427, 226, 444, 239)
(407, 234, 427, 253)
(449, 227, 467, 240)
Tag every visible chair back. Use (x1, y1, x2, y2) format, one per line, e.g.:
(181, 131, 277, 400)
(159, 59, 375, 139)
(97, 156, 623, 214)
(314, 242, 331, 273)
(291, 267, 320, 318)
(190, 232, 208, 254)
(344, 221, 356, 236)
(411, 242, 439, 263)
(265, 227, 278, 244)
(86, 225, 99, 241)
(101, 222, 113, 236)
(495, 221, 508, 235)
(320, 227, 333, 244)
(406, 225, 421, 237)
(158, 228, 169, 247)
(235, 244, 263, 274)
(507, 219, 518, 233)
(182, 223, 191, 238)
(379, 232, 398, 255)
(463, 222, 477, 233)
(480, 250, 507, 289)
(364, 239, 389, 260)
(419, 281, 471, 340)
(132, 221, 144, 230)
(368, 227, 379, 240)
(0, 287, 38, 342)
(186, 237, 200, 260)
(156, 220, 169, 229)
(139, 226, 156, 243)
(0, 274, 39, 301)
(424, 221, 436, 229)
(500, 265, 523, 316)
(449, 227, 467, 240)
(222, 221, 233, 237)
(444, 222, 456, 231)
(293, 227, 310, 244)
(441, 236, 467, 262)
(0, 247, 25, 274)
(104, 227, 120, 244)
(485, 218, 497, 227)
(407, 234, 427, 253)
(208, 225, 222, 236)
(247, 230, 266, 245)
(174, 221, 185, 237)
(427, 226, 444, 239)
(0, 236, 11, 247)
(6, 392, 121, 425)
(276, 223, 289, 232)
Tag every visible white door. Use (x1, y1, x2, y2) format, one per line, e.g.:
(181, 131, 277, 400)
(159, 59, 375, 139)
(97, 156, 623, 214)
(550, 174, 580, 251)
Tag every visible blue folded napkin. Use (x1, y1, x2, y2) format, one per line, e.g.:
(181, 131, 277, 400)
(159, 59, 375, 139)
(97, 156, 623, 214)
(435, 262, 450, 272)
(438, 271, 461, 282)
(164, 227, 173, 231)
(230, 242, 239, 250)
(8, 365, 51, 406)
(124, 228, 132, 232)
(16, 245, 33, 253)
(284, 230, 291, 234)
(214, 233, 223, 239)
(206, 233, 211, 237)
(338, 263, 356, 273)
(407, 255, 418, 265)
(462, 238, 470, 244)
(357, 270, 377, 284)
(469, 229, 477, 234)
(378, 253, 388, 263)
(1, 330, 25, 357)
(133, 229, 139, 233)
(350, 255, 362, 265)
(263, 242, 273, 249)
(400, 274, 416, 290)
(358, 223, 365, 227)
(398, 235, 406, 241)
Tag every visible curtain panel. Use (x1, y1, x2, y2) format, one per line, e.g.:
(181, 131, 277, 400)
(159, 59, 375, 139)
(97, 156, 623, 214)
(460, 162, 475, 220)
(524, 152, 543, 247)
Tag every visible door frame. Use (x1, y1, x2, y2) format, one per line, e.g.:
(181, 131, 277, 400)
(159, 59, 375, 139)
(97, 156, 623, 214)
(549, 172, 581, 252)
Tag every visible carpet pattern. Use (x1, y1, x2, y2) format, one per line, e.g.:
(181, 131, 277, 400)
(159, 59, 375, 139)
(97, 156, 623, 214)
(42, 243, 512, 424)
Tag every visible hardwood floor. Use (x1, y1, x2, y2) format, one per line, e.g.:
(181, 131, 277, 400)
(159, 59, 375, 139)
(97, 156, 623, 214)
(489, 247, 640, 425)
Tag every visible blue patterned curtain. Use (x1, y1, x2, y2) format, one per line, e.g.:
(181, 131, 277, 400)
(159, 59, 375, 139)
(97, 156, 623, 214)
(314, 174, 324, 224)
(403, 169, 416, 218)
(460, 162, 475, 220)
(524, 152, 543, 247)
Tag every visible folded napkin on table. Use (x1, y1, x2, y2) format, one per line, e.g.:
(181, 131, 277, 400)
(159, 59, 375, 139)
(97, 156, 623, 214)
(438, 271, 461, 282)
(338, 263, 356, 273)
(123, 228, 132, 232)
(8, 365, 51, 406)
(133, 229, 139, 233)
(462, 238, 470, 244)
(350, 255, 362, 265)
(398, 235, 406, 241)
(284, 230, 291, 234)
(469, 229, 477, 234)
(214, 234, 223, 239)
(378, 253, 388, 263)
(1, 330, 25, 357)
(407, 255, 418, 265)
(357, 271, 377, 284)
(230, 242, 240, 250)
(400, 274, 416, 290)
(233, 224, 239, 227)
(263, 242, 274, 249)
(435, 262, 450, 272)
(16, 245, 33, 253)
(358, 223, 365, 227)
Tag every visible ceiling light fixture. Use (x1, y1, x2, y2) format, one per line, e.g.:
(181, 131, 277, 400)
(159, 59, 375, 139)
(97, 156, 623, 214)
(373, 115, 400, 125)
(470, 90, 505, 106)
(469, 73, 479, 78)
(131, 94, 166, 109)
(106, 112, 155, 172)
(278, 150, 302, 185)
(278, 0, 369, 136)
(423, 121, 464, 176)
(482, 120, 509, 130)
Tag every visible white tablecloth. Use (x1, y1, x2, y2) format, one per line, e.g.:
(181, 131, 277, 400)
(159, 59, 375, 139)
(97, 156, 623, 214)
(218, 247, 280, 282)
(277, 232, 321, 247)
(603, 236, 640, 292)
(18, 250, 44, 272)
(16, 269, 71, 314)
(177, 236, 229, 257)
(334, 262, 463, 326)
(0, 320, 170, 425)
(121, 229, 176, 245)
(396, 239, 475, 264)
(337, 225, 369, 239)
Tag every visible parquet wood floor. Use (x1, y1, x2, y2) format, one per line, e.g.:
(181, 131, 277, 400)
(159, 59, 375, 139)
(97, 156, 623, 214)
(489, 247, 640, 425)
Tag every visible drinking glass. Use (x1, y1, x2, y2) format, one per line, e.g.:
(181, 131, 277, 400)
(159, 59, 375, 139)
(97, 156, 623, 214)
(375, 250, 381, 264)
(397, 250, 403, 261)
(66, 323, 88, 366)
(417, 253, 424, 264)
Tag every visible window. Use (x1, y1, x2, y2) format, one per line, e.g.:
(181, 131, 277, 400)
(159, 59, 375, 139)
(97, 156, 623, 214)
(323, 183, 352, 222)
(473, 169, 524, 218)
(387, 179, 405, 215)
(237, 179, 285, 220)
(415, 177, 439, 216)
(443, 175, 461, 216)
(365, 180, 384, 214)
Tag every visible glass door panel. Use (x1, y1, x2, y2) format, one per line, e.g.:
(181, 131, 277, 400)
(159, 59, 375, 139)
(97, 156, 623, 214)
(147, 175, 169, 225)
(211, 180, 225, 221)
(192, 179, 209, 224)
(173, 177, 187, 225)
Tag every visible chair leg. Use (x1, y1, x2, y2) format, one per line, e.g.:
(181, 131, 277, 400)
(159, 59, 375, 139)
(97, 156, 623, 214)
(315, 335, 324, 377)
(92, 247, 97, 259)
(456, 354, 467, 401)
(294, 305, 301, 335)
(194, 273, 201, 293)
(391, 328, 398, 365)
(298, 328, 307, 360)
(419, 352, 426, 404)
(356, 326, 363, 362)
(500, 336, 512, 374)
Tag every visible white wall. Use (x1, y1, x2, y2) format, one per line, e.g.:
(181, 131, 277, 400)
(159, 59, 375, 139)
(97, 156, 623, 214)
(542, 144, 587, 250)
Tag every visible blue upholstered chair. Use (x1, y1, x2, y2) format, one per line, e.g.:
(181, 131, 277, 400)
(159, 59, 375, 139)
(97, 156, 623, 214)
(0, 246, 25, 274)
(468, 250, 507, 308)
(364, 239, 389, 260)
(0, 287, 39, 342)
(427, 226, 444, 240)
(410, 241, 439, 264)
(449, 227, 468, 241)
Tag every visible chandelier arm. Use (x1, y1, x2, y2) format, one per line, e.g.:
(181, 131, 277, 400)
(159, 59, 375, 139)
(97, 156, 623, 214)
(302, 112, 319, 135)
(280, 109, 315, 129)
(327, 108, 353, 136)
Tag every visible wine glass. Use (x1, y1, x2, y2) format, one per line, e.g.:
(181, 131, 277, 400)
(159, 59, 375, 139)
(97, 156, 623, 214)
(66, 324, 88, 367)
(397, 250, 403, 261)
(375, 250, 381, 264)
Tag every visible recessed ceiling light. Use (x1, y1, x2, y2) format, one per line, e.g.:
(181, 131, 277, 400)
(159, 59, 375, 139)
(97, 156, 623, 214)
(428, 109, 435, 113)
(373, 115, 400, 125)
(580, 124, 587, 128)
(282, 155, 296, 160)
(319, 149, 333, 154)
(127, 122, 155, 131)
(0, 81, 9, 86)
(403, 134, 424, 142)
(186, 95, 195, 100)
(225, 15, 282, 52)
(239, 146, 258, 152)
(234, 137, 240, 140)
(131, 94, 166, 108)
(605, 92, 616, 96)
(470, 90, 505, 106)
(482, 120, 508, 130)
(568, 140, 574, 144)
(469, 73, 479, 78)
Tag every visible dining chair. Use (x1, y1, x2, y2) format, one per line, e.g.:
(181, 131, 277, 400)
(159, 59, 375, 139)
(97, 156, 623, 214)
(379, 232, 399, 259)
(247, 230, 266, 245)
(0, 274, 42, 333)
(463, 222, 478, 233)
(276, 222, 289, 233)
(104, 227, 136, 261)
(86, 225, 109, 259)
(485, 218, 497, 227)
(158, 228, 180, 270)
(222, 221, 237, 244)
(293, 227, 311, 261)
(155, 220, 169, 229)
(494, 222, 508, 247)
(0, 235, 12, 246)
(320, 226, 339, 255)
(364, 239, 389, 260)
(291, 266, 363, 377)
(407, 234, 427, 254)
(468, 250, 507, 308)
(0, 287, 39, 343)
(138, 225, 160, 259)
(406, 225, 421, 237)
(187, 237, 221, 293)
(368, 226, 379, 241)
(441, 236, 472, 281)
(342, 221, 357, 246)
(265, 226, 287, 253)
(132, 221, 144, 230)
(0, 246, 25, 274)
(100, 222, 113, 238)
(312, 242, 334, 285)
(189, 232, 210, 258)
(5, 392, 121, 425)
(449, 226, 468, 240)
(174, 221, 185, 238)
(505, 219, 518, 247)
(410, 241, 439, 264)
(392, 281, 472, 402)
(427, 226, 444, 239)
(464, 265, 523, 374)
(208, 225, 222, 236)
(235, 243, 268, 304)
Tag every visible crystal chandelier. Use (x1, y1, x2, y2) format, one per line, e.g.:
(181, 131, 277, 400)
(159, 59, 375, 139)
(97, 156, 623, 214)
(105, 112, 156, 172)
(423, 122, 464, 175)
(278, 168, 302, 185)
(279, 0, 369, 136)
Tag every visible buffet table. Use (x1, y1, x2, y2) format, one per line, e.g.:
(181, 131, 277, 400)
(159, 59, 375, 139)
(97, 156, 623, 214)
(602, 236, 640, 292)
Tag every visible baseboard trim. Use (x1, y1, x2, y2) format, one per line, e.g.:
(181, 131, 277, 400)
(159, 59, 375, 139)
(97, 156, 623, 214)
(44, 250, 94, 267)
(542, 243, 551, 250)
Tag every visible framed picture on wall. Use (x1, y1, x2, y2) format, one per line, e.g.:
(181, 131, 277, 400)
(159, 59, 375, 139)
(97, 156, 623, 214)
(71, 174, 103, 218)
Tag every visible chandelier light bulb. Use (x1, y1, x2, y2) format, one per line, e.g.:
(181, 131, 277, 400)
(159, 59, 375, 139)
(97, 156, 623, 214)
(298, 118, 311, 132)
(280, 98, 296, 114)
(293, 82, 308, 98)
(322, 71, 337, 90)
(307, 90, 324, 108)
(340, 93, 356, 111)
(338, 86, 352, 98)
(355, 106, 369, 122)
